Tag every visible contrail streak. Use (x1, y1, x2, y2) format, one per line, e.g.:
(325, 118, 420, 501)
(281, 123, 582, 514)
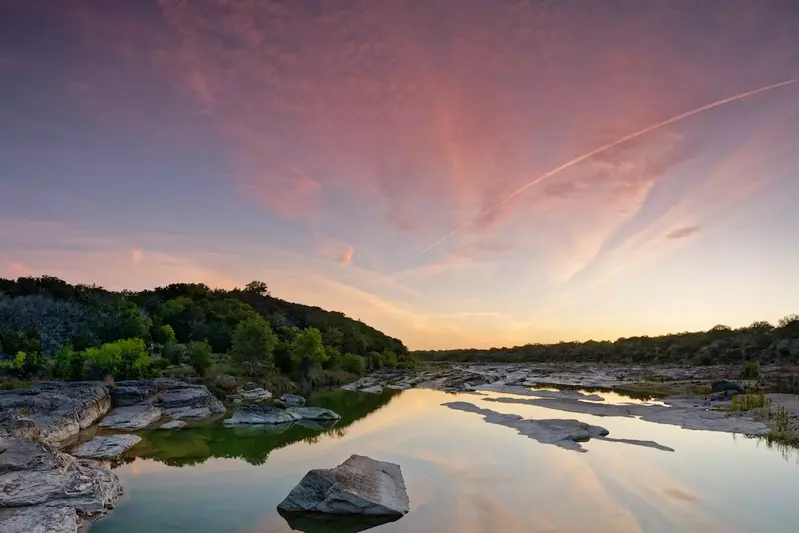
(422, 78, 798, 253)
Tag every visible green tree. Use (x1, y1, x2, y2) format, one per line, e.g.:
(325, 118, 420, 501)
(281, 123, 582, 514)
(323, 345, 341, 370)
(366, 351, 383, 370)
(162, 342, 187, 365)
(383, 350, 398, 369)
(244, 280, 270, 297)
(341, 353, 366, 376)
(230, 316, 278, 375)
(188, 341, 213, 377)
(153, 324, 177, 345)
(290, 327, 328, 371)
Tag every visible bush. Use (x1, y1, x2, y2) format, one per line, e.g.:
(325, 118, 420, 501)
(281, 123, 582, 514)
(162, 342, 187, 365)
(383, 351, 398, 369)
(366, 351, 382, 370)
(189, 341, 212, 377)
(290, 327, 328, 373)
(341, 353, 366, 376)
(693, 352, 713, 366)
(0, 351, 45, 377)
(84, 338, 151, 380)
(741, 361, 760, 380)
(52, 345, 86, 381)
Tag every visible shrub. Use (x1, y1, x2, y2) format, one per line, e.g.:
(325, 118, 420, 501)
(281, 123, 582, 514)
(162, 342, 187, 365)
(84, 338, 151, 380)
(383, 351, 398, 369)
(693, 352, 713, 366)
(341, 353, 366, 376)
(52, 345, 86, 381)
(366, 351, 382, 370)
(0, 351, 45, 377)
(188, 341, 213, 377)
(741, 361, 760, 380)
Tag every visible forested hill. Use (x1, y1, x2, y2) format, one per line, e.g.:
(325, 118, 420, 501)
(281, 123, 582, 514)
(415, 319, 799, 366)
(0, 276, 408, 368)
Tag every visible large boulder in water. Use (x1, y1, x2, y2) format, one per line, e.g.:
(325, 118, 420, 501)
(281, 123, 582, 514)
(277, 454, 409, 517)
(0, 382, 111, 444)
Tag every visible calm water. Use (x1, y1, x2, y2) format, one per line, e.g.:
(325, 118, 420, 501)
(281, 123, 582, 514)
(88, 388, 799, 533)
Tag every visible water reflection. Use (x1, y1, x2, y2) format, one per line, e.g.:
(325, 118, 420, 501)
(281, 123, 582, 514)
(278, 510, 401, 533)
(127, 389, 399, 467)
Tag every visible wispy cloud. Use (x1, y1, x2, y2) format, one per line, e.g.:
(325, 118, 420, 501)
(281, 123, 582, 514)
(131, 248, 144, 265)
(338, 246, 354, 266)
(666, 226, 701, 240)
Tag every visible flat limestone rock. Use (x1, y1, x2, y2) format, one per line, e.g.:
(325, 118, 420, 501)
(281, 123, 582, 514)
(223, 405, 300, 426)
(98, 405, 162, 430)
(71, 434, 142, 460)
(159, 420, 187, 430)
(286, 407, 341, 421)
(0, 505, 78, 533)
(113, 379, 225, 414)
(360, 386, 383, 394)
(0, 438, 121, 514)
(0, 382, 111, 444)
(483, 396, 769, 435)
(241, 388, 272, 401)
(278, 454, 409, 517)
(279, 394, 306, 407)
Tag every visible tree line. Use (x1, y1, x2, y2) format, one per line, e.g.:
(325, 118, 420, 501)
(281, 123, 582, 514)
(0, 276, 414, 383)
(415, 318, 799, 365)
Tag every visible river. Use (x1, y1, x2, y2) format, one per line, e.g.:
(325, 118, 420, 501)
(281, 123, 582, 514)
(88, 388, 799, 533)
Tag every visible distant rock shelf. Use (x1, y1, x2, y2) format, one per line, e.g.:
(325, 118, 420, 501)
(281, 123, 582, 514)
(442, 401, 675, 452)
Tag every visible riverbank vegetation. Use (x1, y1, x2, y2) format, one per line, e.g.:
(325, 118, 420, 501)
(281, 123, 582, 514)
(416, 318, 799, 365)
(0, 276, 415, 390)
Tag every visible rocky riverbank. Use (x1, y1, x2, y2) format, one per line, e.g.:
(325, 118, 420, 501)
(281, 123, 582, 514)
(0, 379, 226, 532)
(346, 362, 799, 442)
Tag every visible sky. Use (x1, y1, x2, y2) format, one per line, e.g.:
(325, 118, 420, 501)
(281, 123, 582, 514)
(1, 0, 798, 350)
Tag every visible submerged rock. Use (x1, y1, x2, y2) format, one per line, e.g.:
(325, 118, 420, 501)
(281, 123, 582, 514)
(286, 407, 341, 421)
(278, 454, 409, 516)
(279, 394, 306, 407)
(223, 405, 299, 425)
(71, 434, 142, 460)
(443, 401, 609, 452)
(0, 382, 111, 444)
(0, 506, 78, 533)
(241, 387, 272, 401)
(99, 405, 163, 430)
(483, 396, 769, 435)
(165, 406, 213, 420)
(0, 438, 121, 514)
(159, 420, 187, 430)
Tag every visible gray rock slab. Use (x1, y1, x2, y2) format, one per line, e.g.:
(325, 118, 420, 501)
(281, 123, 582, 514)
(71, 434, 142, 460)
(0, 438, 121, 514)
(0, 505, 78, 533)
(223, 405, 300, 426)
(285, 407, 341, 421)
(278, 454, 409, 516)
(98, 405, 162, 430)
(360, 385, 383, 394)
(0, 382, 111, 444)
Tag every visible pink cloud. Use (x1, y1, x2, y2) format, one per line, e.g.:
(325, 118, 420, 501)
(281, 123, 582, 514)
(132, 248, 144, 265)
(338, 246, 354, 266)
